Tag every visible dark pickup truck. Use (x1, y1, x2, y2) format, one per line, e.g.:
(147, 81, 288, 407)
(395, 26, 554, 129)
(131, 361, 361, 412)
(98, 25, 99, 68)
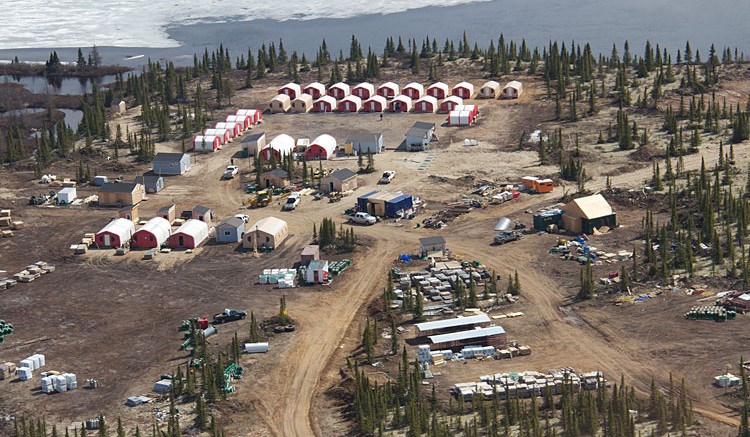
(212, 309, 247, 324)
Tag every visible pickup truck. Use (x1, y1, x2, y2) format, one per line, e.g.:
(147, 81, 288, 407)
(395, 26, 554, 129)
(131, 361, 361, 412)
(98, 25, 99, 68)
(347, 212, 377, 225)
(212, 309, 247, 324)
(378, 170, 396, 184)
(493, 230, 521, 245)
(283, 192, 301, 211)
(222, 165, 239, 179)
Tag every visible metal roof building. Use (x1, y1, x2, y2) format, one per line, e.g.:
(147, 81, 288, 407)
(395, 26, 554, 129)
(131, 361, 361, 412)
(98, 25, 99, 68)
(428, 326, 506, 349)
(416, 314, 489, 333)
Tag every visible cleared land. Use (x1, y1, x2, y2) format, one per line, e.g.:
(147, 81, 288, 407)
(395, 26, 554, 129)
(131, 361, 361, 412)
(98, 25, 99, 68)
(0, 67, 749, 437)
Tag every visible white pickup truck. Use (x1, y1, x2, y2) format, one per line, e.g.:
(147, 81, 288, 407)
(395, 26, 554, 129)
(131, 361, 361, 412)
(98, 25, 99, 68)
(222, 165, 239, 179)
(378, 170, 396, 184)
(347, 212, 377, 225)
(283, 192, 301, 211)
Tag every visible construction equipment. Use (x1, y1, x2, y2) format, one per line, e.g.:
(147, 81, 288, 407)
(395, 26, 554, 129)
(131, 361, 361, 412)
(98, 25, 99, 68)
(245, 189, 273, 208)
(328, 192, 342, 203)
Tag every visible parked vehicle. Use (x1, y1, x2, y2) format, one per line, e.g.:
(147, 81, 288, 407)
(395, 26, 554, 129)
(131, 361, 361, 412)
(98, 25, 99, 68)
(234, 214, 249, 223)
(222, 165, 239, 179)
(493, 230, 521, 245)
(283, 192, 301, 211)
(378, 170, 396, 184)
(213, 309, 247, 324)
(347, 212, 377, 225)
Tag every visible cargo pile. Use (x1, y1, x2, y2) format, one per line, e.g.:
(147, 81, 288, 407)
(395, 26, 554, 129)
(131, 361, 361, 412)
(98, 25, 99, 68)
(11, 261, 56, 283)
(258, 268, 296, 288)
(0, 209, 23, 236)
(17, 354, 46, 381)
(685, 305, 736, 321)
(40, 372, 78, 393)
(390, 260, 494, 312)
(329, 259, 350, 275)
(451, 368, 604, 401)
(223, 363, 244, 393)
(0, 319, 13, 343)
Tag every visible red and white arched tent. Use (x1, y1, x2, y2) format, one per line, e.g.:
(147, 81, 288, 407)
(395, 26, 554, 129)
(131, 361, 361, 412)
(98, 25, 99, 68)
(278, 82, 302, 100)
(215, 122, 241, 138)
(204, 128, 231, 144)
(194, 135, 221, 151)
(337, 95, 362, 113)
(439, 96, 463, 113)
(305, 134, 337, 160)
(226, 114, 251, 130)
(402, 82, 424, 99)
(261, 134, 295, 161)
(131, 217, 171, 249)
(427, 82, 450, 99)
(352, 82, 375, 99)
(414, 96, 438, 113)
(388, 95, 412, 113)
(328, 82, 351, 99)
(236, 109, 262, 124)
(377, 82, 399, 98)
(452, 81, 475, 99)
(96, 218, 135, 248)
(363, 95, 387, 112)
(313, 95, 337, 113)
(304, 82, 326, 99)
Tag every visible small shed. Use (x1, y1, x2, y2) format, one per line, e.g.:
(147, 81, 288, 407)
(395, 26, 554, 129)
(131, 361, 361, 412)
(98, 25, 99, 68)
(291, 94, 313, 113)
(193, 135, 221, 151)
(215, 122, 240, 138)
(345, 132, 384, 154)
(244, 216, 289, 250)
(57, 187, 77, 205)
(96, 218, 136, 248)
(304, 82, 326, 99)
(305, 259, 329, 284)
(402, 82, 425, 99)
(300, 245, 320, 265)
(242, 132, 266, 158)
(112, 100, 126, 115)
(321, 168, 358, 193)
(503, 81, 523, 99)
(226, 114, 251, 130)
(352, 82, 375, 99)
(169, 219, 209, 249)
(305, 134, 337, 160)
(131, 217, 171, 249)
(158, 204, 176, 224)
(236, 109, 263, 124)
(92, 175, 108, 186)
(452, 81, 475, 99)
(269, 94, 292, 113)
(278, 82, 302, 99)
(135, 174, 165, 194)
(215, 216, 245, 243)
(377, 82, 400, 98)
(419, 236, 446, 256)
(405, 121, 436, 151)
(98, 182, 143, 207)
(204, 128, 231, 145)
(480, 80, 500, 98)
(328, 82, 351, 99)
(261, 134, 295, 161)
(363, 95, 387, 112)
(388, 95, 412, 112)
(414, 96, 438, 113)
(192, 205, 214, 225)
(153, 153, 191, 175)
(152, 380, 172, 394)
(313, 95, 337, 113)
(337, 95, 362, 113)
(562, 194, 617, 234)
(439, 96, 463, 113)
(119, 204, 140, 222)
(260, 168, 291, 188)
(427, 82, 450, 99)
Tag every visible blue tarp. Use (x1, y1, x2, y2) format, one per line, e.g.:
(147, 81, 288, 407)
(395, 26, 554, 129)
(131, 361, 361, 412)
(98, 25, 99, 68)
(399, 254, 412, 262)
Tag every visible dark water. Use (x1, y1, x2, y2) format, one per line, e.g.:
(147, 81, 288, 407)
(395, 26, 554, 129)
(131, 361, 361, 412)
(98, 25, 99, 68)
(0, 0, 747, 68)
(1, 107, 83, 132)
(0, 74, 118, 95)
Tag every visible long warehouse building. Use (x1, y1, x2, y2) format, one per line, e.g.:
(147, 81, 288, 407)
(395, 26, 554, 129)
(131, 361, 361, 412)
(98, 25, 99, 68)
(428, 326, 506, 350)
(415, 314, 490, 335)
